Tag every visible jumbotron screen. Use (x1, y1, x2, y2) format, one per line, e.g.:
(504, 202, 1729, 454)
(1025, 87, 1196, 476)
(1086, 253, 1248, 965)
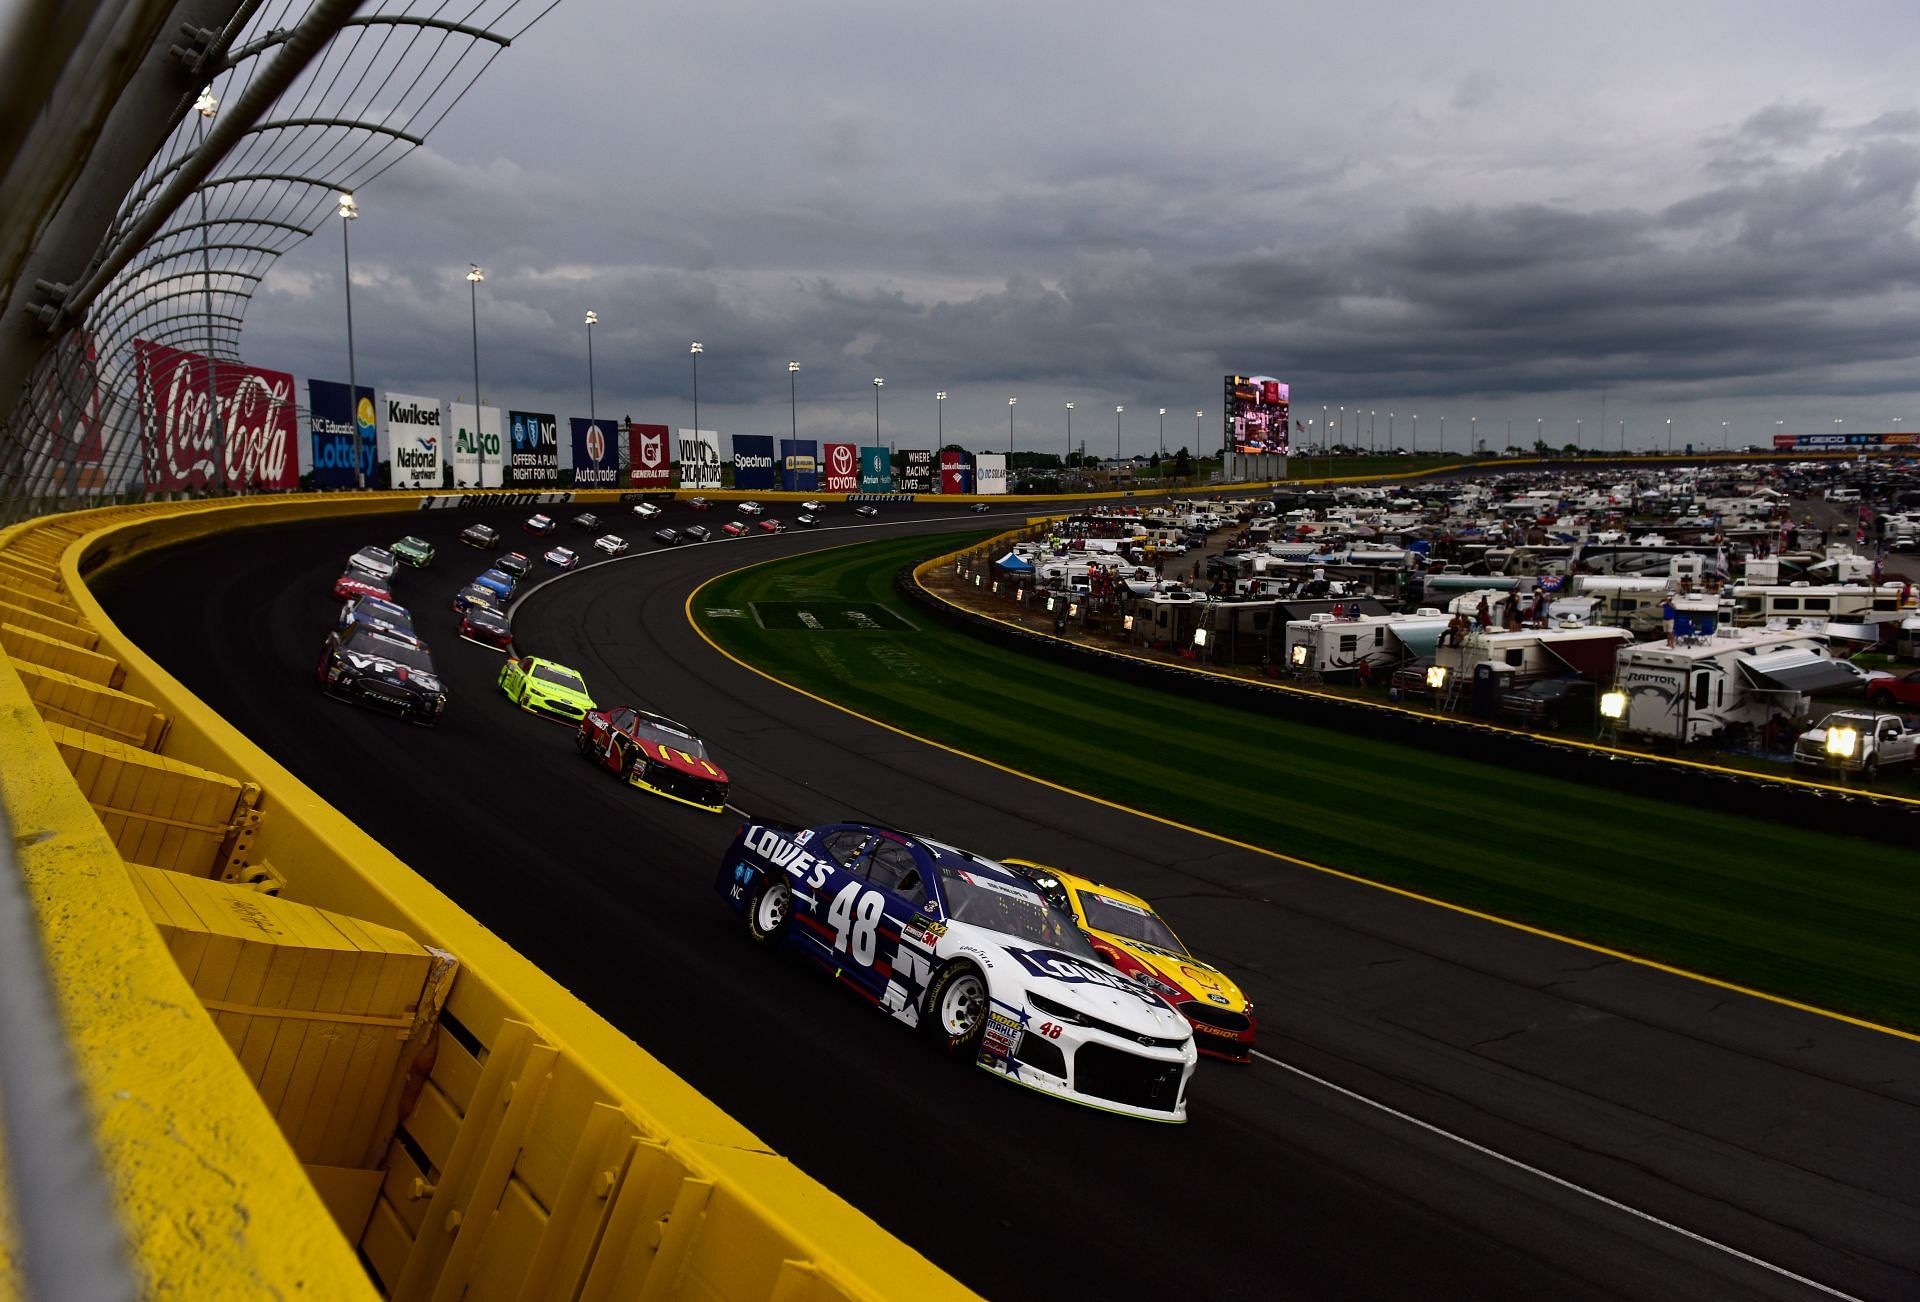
(1224, 374, 1290, 454)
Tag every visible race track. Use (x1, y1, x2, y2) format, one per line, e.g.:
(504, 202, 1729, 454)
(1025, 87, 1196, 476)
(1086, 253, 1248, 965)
(98, 499, 1919, 1301)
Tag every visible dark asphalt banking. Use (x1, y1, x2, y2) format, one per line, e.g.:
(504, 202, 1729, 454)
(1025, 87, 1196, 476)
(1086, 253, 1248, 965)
(97, 497, 1917, 1302)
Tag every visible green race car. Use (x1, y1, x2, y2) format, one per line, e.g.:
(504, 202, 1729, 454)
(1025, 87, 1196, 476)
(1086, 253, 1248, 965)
(391, 535, 436, 568)
(497, 655, 595, 722)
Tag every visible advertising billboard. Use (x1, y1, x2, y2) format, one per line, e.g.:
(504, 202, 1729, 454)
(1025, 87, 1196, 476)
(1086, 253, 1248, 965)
(939, 449, 969, 494)
(570, 417, 620, 486)
(822, 442, 860, 493)
(134, 339, 299, 491)
(860, 445, 891, 491)
(507, 409, 559, 484)
(779, 438, 818, 492)
(1224, 374, 1290, 455)
(628, 422, 672, 489)
(307, 378, 377, 489)
(732, 434, 777, 490)
(30, 330, 106, 493)
(449, 402, 503, 487)
(974, 452, 1007, 495)
(899, 448, 934, 492)
(1774, 432, 1918, 450)
(387, 393, 442, 488)
(678, 429, 722, 489)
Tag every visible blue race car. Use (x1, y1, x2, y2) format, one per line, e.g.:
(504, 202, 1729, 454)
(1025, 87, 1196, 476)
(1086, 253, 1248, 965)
(472, 567, 516, 600)
(717, 821, 1196, 1122)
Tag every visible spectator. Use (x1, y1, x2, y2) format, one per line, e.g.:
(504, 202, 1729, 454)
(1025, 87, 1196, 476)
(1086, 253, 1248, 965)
(1474, 596, 1492, 630)
(1441, 612, 1469, 647)
(1662, 593, 1678, 647)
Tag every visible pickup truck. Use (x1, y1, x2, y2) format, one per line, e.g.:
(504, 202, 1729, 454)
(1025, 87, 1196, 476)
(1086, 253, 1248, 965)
(1792, 710, 1920, 779)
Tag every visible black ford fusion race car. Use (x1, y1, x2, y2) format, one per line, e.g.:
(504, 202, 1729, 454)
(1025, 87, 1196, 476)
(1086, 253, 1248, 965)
(315, 625, 446, 725)
(718, 822, 1196, 1121)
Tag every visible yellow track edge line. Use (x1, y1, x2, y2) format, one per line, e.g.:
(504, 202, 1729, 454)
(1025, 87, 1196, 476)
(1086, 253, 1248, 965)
(684, 553, 1920, 1047)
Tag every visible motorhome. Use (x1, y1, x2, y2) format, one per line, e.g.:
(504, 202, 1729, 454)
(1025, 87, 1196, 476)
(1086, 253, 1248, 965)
(1281, 610, 1449, 678)
(1722, 583, 1906, 629)
(1432, 625, 1633, 689)
(1609, 628, 1860, 744)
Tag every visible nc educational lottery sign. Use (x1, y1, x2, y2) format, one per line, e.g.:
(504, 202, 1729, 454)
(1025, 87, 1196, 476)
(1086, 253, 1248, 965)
(899, 448, 934, 492)
(449, 402, 503, 487)
(860, 445, 891, 490)
(822, 442, 859, 492)
(732, 434, 777, 490)
(679, 429, 722, 489)
(507, 410, 559, 484)
(307, 378, 377, 488)
(134, 339, 299, 491)
(780, 438, 818, 491)
(940, 450, 969, 494)
(387, 392, 442, 488)
(570, 418, 620, 486)
(975, 451, 1007, 495)
(628, 422, 672, 489)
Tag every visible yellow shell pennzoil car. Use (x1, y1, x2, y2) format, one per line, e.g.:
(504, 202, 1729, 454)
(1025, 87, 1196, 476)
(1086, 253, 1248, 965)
(1002, 859, 1256, 1063)
(497, 655, 596, 723)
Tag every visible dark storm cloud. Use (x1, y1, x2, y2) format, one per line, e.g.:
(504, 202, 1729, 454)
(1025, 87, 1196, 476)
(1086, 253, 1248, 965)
(236, 0, 1920, 450)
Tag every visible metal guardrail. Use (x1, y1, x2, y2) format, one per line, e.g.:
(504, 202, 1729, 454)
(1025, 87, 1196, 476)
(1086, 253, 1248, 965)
(0, 798, 140, 1302)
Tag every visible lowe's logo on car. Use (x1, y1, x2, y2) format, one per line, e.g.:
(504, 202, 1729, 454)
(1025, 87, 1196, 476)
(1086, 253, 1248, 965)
(745, 825, 831, 888)
(1006, 947, 1150, 998)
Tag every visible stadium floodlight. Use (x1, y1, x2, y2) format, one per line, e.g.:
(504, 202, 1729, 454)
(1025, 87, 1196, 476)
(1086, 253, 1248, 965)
(468, 264, 486, 485)
(585, 311, 598, 423)
(339, 193, 361, 486)
(1425, 665, 1449, 690)
(1291, 644, 1308, 666)
(1599, 690, 1626, 720)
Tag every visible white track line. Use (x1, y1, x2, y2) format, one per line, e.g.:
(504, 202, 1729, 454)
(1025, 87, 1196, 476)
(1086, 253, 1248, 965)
(1251, 1049, 1862, 1300)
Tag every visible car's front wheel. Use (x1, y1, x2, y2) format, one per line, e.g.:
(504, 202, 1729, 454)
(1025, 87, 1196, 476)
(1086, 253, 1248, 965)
(746, 877, 792, 942)
(923, 963, 988, 1057)
(1870, 690, 1894, 709)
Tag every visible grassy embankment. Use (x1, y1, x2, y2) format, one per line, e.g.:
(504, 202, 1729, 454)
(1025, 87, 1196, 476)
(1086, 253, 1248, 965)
(694, 531, 1920, 1030)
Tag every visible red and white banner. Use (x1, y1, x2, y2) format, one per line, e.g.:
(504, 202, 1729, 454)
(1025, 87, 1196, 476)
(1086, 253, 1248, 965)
(940, 449, 967, 494)
(822, 441, 859, 493)
(134, 339, 297, 490)
(628, 422, 672, 489)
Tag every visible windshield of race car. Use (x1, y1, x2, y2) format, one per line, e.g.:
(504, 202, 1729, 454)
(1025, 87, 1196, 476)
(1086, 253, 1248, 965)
(630, 714, 706, 755)
(940, 867, 1100, 957)
(1077, 891, 1186, 953)
(344, 627, 432, 671)
(531, 663, 586, 691)
(466, 608, 510, 631)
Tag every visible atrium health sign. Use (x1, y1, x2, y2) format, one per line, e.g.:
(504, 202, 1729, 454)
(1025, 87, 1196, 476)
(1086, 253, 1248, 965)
(308, 378, 377, 488)
(387, 393, 442, 488)
(732, 435, 777, 491)
(134, 339, 298, 490)
(508, 410, 559, 484)
(860, 445, 891, 490)
(779, 439, 818, 492)
(822, 442, 859, 492)
(570, 418, 620, 486)
(628, 422, 672, 489)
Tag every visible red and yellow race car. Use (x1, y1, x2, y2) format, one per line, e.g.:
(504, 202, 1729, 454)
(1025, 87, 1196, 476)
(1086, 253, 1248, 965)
(1003, 859, 1256, 1062)
(576, 706, 730, 813)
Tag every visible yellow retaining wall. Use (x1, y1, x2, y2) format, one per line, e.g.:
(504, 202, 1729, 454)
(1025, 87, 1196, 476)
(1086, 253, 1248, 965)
(2, 491, 974, 1301)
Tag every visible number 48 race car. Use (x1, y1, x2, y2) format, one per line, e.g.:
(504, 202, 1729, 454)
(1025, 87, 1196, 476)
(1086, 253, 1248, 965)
(717, 821, 1197, 1121)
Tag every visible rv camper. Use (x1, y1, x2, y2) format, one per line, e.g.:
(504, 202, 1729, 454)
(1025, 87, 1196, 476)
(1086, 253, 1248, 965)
(1433, 625, 1632, 691)
(1281, 610, 1449, 678)
(1610, 628, 1861, 744)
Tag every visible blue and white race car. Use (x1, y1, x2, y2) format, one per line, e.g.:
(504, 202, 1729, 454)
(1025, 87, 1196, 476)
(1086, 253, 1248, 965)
(717, 821, 1196, 1121)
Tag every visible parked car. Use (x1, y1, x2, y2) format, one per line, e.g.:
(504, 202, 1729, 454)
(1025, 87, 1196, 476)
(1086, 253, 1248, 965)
(1866, 668, 1920, 710)
(1498, 676, 1596, 730)
(1793, 710, 1920, 779)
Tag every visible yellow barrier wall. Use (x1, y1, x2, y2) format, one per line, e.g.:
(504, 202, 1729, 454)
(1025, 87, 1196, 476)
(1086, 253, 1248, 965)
(3, 492, 974, 1301)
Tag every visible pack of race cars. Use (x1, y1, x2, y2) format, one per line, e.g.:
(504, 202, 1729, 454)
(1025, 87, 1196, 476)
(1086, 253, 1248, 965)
(319, 500, 1244, 1123)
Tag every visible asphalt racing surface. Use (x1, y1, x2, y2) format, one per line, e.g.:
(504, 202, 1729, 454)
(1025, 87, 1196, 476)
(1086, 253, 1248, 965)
(100, 498, 1918, 1301)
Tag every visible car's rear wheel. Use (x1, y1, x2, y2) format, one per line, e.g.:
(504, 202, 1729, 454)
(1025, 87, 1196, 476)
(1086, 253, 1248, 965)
(1862, 757, 1879, 781)
(924, 963, 988, 1057)
(746, 878, 792, 942)
(1870, 690, 1894, 709)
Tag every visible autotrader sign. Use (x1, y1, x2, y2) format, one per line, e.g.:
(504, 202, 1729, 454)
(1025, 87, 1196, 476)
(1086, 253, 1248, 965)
(134, 339, 298, 490)
(508, 409, 558, 484)
(570, 417, 619, 486)
(823, 442, 859, 492)
(387, 392, 442, 488)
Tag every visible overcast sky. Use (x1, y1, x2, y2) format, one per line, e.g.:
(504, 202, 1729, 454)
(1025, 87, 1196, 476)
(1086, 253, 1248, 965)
(236, 0, 1920, 456)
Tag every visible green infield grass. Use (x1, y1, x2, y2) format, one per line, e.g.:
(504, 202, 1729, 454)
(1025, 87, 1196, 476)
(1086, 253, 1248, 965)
(693, 531, 1920, 1031)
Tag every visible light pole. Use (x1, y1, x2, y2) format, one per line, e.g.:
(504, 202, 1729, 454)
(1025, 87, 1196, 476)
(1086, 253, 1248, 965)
(1194, 409, 1202, 451)
(1895, 417, 1904, 434)
(196, 88, 226, 491)
(1721, 419, 1729, 452)
(1575, 418, 1582, 451)
(1536, 416, 1543, 450)
(1834, 417, 1843, 439)
(1439, 415, 1445, 452)
(584, 311, 598, 425)
(1321, 403, 1328, 449)
(467, 263, 485, 486)
(1007, 396, 1017, 461)
(1411, 413, 1418, 455)
(873, 377, 884, 447)
(1619, 420, 1625, 451)
(1065, 401, 1073, 464)
(689, 341, 703, 451)
(1389, 411, 1395, 449)
(1470, 415, 1477, 452)
(787, 360, 799, 442)
(937, 390, 946, 445)
(1338, 404, 1345, 448)
(1369, 410, 1376, 451)
(1666, 418, 1673, 453)
(338, 192, 362, 488)
(1115, 405, 1124, 458)
(1158, 407, 1166, 457)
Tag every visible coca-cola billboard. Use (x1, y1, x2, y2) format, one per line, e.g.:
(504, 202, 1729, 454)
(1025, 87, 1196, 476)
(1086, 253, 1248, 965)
(134, 339, 298, 490)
